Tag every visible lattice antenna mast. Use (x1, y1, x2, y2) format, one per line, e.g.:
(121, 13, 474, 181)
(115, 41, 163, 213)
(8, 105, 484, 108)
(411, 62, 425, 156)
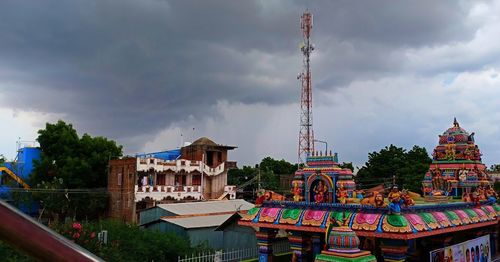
(298, 11, 315, 163)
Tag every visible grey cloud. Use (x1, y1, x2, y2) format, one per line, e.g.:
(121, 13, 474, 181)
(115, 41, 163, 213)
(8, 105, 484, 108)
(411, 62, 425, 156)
(0, 0, 484, 152)
(311, 1, 475, 47)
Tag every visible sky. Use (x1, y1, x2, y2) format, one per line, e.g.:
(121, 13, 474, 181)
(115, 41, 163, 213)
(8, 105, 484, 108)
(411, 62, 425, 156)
(1, 0, 500, 169)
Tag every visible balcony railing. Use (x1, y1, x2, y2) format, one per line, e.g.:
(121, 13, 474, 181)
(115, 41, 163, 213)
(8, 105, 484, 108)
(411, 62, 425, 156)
(136, 159, 226, 176)
(134, 185, 203, 202)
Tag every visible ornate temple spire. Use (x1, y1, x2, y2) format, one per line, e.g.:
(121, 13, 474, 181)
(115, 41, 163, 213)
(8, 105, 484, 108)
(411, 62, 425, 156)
(453, 117, 459, 127)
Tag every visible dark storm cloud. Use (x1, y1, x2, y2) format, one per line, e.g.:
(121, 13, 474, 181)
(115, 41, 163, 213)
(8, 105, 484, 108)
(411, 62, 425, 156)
(0, 0, 477, 151)
(311, 1, 474, 46)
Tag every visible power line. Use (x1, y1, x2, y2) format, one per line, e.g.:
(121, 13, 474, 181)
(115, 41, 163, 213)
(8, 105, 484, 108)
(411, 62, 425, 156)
(3, 187, 109, 195)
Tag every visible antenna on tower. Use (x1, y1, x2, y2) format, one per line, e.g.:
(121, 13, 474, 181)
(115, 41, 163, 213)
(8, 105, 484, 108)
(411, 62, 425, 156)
(297, 10, 314, 163)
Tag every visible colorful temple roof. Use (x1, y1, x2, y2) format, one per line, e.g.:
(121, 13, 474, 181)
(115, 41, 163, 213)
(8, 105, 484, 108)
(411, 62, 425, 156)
(240, 201, 499, 240)
(431, 118, 484, 166)
(240, 119, 498, 242)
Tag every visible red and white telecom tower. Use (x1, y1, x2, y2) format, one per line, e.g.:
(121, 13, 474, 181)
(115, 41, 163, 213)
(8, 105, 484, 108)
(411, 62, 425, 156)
(297, 11, 314, 163)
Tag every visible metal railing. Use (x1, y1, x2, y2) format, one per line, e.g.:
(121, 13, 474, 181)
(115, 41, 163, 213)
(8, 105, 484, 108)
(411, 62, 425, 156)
(178, 240, 290, 262)
(0, 200, 103, 262)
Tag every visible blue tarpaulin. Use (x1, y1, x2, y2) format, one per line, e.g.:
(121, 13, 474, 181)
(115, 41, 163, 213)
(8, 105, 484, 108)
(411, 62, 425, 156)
(135, 149, 181, 161)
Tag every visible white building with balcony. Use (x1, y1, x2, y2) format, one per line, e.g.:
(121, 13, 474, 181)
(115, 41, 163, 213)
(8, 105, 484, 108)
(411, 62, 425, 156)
(108, 137, 238, 223)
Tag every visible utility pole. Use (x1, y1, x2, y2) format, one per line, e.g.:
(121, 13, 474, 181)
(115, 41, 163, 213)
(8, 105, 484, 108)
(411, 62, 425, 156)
(257, 164, 261, 191)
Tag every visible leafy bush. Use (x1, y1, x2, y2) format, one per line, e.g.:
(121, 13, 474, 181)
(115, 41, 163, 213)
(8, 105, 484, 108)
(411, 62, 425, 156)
(0, 240, 33, 262)
(51, 219, 201, 262)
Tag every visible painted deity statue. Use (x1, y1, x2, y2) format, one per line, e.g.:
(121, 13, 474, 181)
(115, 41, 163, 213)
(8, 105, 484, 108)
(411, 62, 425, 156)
(458, 169, 468, 182)
(471, 191, 481, 205)
(464, 145, 474, 160)
(476, 186, 486, 201)
(485, 185, 498, 202)
(314, 180, 328, 203)
(473, 145, 482, 161)
(355, 190, 365, 199)
(445, 143, 456, 160)
(292, 181, 303, 202)
(431, 168, 449, 196)
(462, 191, 472, 202)
(336, 185, 348, 204)
(401, 189, 415, 207)
(388, 185, 404, 214)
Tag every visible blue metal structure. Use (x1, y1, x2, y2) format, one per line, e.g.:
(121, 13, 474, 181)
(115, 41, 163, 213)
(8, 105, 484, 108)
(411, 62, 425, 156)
(4, 147, 41, 181)
(0, 147, 41, 215)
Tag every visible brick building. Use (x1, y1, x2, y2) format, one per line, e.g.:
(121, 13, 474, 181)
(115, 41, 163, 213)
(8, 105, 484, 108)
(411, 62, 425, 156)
(108, 157, 137, 222)
(108, 137, 237, 223)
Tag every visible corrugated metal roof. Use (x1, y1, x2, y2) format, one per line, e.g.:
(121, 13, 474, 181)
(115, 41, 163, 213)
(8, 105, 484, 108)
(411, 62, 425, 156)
(156, 199, 254, 215)
(162, 214, 234, 229)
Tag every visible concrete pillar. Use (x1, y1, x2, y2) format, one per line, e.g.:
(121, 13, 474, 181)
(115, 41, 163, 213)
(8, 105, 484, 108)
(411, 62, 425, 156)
(311, 234, 323, 259)
(406, 239, 418, 261)
(256, 229, 277, 262)
(289, 231, 311, 262)
(490, 225, 498, 257)
(379, 239, 408, 262)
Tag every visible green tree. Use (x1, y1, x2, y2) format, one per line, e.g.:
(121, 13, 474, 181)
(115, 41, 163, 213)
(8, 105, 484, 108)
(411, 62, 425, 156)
(259, 157, 298, 175)
(399, 146, 432, 193)
(32, 120, 123, 220)
(260, 168, 280, 191)
(228, 165, 258, 186)
(0, 154, 5, 165)
(356, 145, 431, 193)
(259, 157, 297, 192)
(339, 162, 354, 172)
(490, 165, 500, 199)
(489, 164, 500, 172)
(228, 157, 298, 195)
(34, 177, 70, 221)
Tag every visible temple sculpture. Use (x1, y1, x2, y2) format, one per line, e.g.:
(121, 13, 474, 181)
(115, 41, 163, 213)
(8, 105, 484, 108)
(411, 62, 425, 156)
(422, 118, 491, 201)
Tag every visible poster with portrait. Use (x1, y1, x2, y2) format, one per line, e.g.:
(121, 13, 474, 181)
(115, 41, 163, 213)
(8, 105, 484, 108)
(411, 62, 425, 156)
(431, 248, 445, 262)
(463, 235, 490, 262)
(430, 235, 490, 262)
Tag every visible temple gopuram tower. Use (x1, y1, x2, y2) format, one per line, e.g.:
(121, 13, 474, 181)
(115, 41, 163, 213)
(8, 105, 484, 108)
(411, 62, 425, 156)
(422, 118, 491, 198)
(291, 150, 355, 204)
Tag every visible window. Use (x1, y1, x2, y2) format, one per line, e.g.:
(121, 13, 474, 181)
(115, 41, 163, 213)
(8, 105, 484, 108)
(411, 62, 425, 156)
(157, 174, 166, 185)
(192, 175, 201, 186)
(118, 173, 122, 186)
(207, 151, 214, 166)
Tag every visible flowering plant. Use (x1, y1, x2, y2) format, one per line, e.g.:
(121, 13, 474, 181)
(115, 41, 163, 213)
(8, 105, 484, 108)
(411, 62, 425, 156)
(55, 221, 98, 248)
